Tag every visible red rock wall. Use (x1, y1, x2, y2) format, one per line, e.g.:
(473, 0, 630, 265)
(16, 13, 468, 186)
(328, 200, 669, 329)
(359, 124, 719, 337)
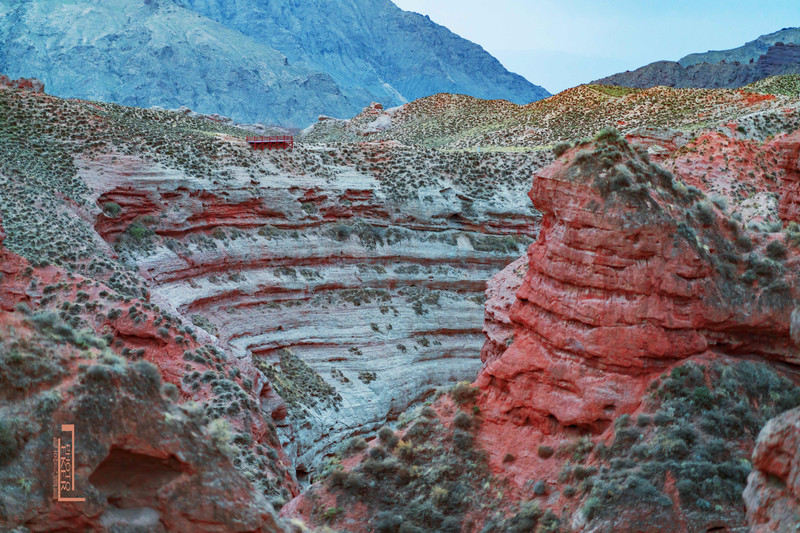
(744, 406, 800, 532)
(774, 130, 800, 224)
(0, 236, 290, 532)
(478, 141, 798, 437)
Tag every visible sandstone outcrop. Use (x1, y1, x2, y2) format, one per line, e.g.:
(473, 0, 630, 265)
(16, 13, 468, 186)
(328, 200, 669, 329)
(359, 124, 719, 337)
(773, 129, 800, 224)
(0, 74, 44, 93)
(480, 255, 527, 367)
(625, 128, 800, 229)
(84, 141, 540, 474)
(744, 406, 800, 531)
(0, 236, 290, 531)
(468, 132, 800, 530)
(7, 70, 800, 531)
(477, 134, 798, 435)
(291, 131, 800, 532)
(0, 83, 544, 486)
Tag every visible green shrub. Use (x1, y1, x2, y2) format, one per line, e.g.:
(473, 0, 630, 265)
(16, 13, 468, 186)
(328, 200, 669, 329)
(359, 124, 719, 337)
(505, 501, 543, 533)
(694, 201, 715, 226)
(339, 437, 368, 457)
(452, 429, 473, 452)
(0, 417, 22, 466)
(552, 142, 571, 158)
(537, 445, 555, 459)
(450, 381, 478, 405)
(766, 239, 788, 260)
(709, 194, 729, 211)
(420, 406, 437, 419)
(594, 127, 623, 144)
(373, 511, 403, 532)
(127, 222, 153, 242)
(583, 496, 601, 521)
(453, 412, 472, 430)
(322, 506, 343, 523)
(378, 426, 394, 443)
(406, 419, 436, 442)
(736, 234, 753, 251)
(610, 167, 633, 191)
(102, 202, 122, 217)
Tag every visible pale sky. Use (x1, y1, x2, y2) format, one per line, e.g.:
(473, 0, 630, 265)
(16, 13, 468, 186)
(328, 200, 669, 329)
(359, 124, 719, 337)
(392, 0, 800, 94)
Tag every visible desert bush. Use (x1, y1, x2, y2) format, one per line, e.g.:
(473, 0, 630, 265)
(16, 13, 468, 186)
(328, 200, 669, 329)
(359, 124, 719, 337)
(339, 437, 368, 457)
(594, 127, 623, 144)
(552, 142, 571, 158)
(537, 445, 555, 459)
(0, 417, 22, 466)
(450, 381, 478, 405)
(694, 201, 715, 226)
(766, 239, 788, 260)
(102, 202, 122, 217)
(378, 426, 395, 443)
(453, 412, 472, 430)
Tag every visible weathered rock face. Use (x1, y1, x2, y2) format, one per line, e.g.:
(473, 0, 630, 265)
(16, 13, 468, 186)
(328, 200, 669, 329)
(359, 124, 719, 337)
(480, 255, 527, 367)
(626, 126, 800, 229)
(468, 134, 800, 530)
(660, 131, 786, 227)
(0, 83, 553, 523)
(0, 241, 289, 532)
(84, 141, 543, 474)
(744, 406, 800, 531)
(9, 73, 800, 531)
(477, 137, 798, 436)
(773, 129, 800, 224)
(0, 74, 44, 93)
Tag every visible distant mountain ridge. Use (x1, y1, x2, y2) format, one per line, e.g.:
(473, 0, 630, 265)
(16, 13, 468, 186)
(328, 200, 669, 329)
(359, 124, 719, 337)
(172, 0, 549, 108)
(679, 27, 800, 66)
(593, 27, 800, 90)
(0, 0, 549, 126)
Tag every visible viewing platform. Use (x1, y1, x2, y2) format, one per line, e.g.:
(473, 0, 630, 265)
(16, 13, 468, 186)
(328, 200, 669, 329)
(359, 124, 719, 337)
(246, 135, 294, 150)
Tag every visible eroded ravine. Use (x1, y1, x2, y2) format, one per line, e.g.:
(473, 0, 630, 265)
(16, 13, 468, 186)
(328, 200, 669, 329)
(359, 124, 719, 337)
(83, 140, 549, 474)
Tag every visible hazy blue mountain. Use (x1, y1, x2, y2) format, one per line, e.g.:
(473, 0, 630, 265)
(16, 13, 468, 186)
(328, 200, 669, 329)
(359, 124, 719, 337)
(0, 0, 549, 126)
(172, 0, 550, 107)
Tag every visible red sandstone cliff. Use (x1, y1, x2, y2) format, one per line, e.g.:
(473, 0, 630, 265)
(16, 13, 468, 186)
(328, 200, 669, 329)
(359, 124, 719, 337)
(470, 133, 800, 530)
(292, 131, 800, 532)
(0, 215, 292, 532)
(477, 134, 798, 434)
(744, 406, 800, 531)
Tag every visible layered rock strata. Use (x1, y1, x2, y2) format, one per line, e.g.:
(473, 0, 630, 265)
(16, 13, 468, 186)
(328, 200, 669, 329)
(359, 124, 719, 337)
(467, 134, 800, 530)
(84, 141, 542, 473)
(477, 137, 798, 436)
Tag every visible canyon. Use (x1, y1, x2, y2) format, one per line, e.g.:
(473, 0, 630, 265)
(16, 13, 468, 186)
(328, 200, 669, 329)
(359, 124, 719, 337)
(2, 75, 800, 531)
(291, 90, 800, 531)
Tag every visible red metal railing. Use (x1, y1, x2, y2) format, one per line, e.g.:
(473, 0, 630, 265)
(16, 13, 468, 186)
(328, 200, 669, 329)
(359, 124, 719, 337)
(246, 135, 294, 150)
(246, 135, 294, 143)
